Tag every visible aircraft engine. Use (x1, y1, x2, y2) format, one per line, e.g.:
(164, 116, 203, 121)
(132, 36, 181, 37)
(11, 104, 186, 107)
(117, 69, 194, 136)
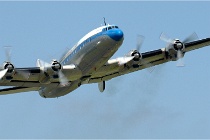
(51, 60, 62, 71)
(165, 39, 185, 61)
(127, 50, 142, 61)
(37, 59, 69, 86)
(160, 32, 198, 67)
(3, 62, 14, 73)
(0, 62, 15, 80)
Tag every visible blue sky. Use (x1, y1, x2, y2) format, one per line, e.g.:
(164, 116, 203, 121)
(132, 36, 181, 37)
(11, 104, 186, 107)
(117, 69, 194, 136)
(0, 1, 210, 139)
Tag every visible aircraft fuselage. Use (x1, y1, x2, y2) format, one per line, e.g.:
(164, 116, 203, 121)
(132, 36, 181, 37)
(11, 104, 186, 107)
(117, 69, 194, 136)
(39, 25, 124, 98)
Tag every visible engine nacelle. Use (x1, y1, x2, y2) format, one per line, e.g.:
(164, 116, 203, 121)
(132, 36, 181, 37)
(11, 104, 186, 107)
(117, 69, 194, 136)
(51, 60, 62, 71)
(165, 39, 185, 61)
(0, 62, 15, 80)
(127, 50, 142, 61)
(173, 39, 184, 51)
(3, 62, 14, 73)
(38, 60, 63, 84)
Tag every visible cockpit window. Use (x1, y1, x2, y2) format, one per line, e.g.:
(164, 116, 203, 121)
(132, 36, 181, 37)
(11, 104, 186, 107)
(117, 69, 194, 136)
(103, 26, 119, 31)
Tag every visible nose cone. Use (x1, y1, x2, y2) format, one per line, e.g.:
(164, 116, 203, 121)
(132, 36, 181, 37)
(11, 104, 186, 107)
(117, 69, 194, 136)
(108, 29, 124, 41)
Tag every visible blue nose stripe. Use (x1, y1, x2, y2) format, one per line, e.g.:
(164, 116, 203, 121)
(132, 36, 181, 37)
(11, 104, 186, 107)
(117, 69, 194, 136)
(107, 29, 124, 41)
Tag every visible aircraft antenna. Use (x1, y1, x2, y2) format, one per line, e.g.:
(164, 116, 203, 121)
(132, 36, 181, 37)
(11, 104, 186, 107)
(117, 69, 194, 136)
(103, 17, 107, 26)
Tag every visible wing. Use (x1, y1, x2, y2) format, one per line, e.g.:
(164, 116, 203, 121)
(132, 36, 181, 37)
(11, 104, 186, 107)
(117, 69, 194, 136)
(0, 67, 42, 87)
(0, 64, 81, 95)
(185, 38, 210, 51)
(84, 37, 210, 84)
(0, 67, 41, 95)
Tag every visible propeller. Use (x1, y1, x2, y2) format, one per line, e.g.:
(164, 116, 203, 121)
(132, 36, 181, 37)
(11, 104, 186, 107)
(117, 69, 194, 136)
(4, 46, 12, 62)
(183, 32, 198, 43)
(160, 33, 174, 44)
(136, 35, 155, 72)
(36, 59, 51, 71)
(58, 70, 69, 87)
(0, 46, 13, 79)
(115, 35, 148, 66)
(37, 59, 70, 87)
(0, 69, 8, 79)
(177, 49, 184, 67)
(160, 32, 198, 67)
(136, 35, 145, 52)
(2, 46, 31, 79)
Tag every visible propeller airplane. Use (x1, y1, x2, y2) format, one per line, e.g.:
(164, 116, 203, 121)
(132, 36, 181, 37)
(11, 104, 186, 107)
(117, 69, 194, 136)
(0, 21, 210, 98)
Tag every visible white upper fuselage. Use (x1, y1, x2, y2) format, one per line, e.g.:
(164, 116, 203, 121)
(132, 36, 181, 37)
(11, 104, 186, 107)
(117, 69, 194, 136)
(60, 25, 123, 66)
(59, 24, 124, 76)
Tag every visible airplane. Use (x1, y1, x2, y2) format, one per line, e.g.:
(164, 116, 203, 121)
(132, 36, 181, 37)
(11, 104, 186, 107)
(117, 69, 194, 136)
(0, 21, 210, 98)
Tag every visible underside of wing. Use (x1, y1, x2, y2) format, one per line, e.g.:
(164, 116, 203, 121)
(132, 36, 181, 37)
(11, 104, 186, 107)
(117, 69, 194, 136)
(0, 87, 40, 95)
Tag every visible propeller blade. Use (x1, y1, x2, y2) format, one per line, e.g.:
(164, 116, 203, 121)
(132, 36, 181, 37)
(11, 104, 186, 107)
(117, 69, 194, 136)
(4, 46, 12, 62)
(0, 69, 8, 79)
(160, 32, 174, 44)
(136, 35, 145, 51)
(58, 71, 70, 87)
(147, 66, 155, 73)
(183, 32, 198, 43)
(176, 50, 185, 67)
(136, 34, 156, 73)
(36, 59, 51, 72)
(37, 59, 51, 67)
